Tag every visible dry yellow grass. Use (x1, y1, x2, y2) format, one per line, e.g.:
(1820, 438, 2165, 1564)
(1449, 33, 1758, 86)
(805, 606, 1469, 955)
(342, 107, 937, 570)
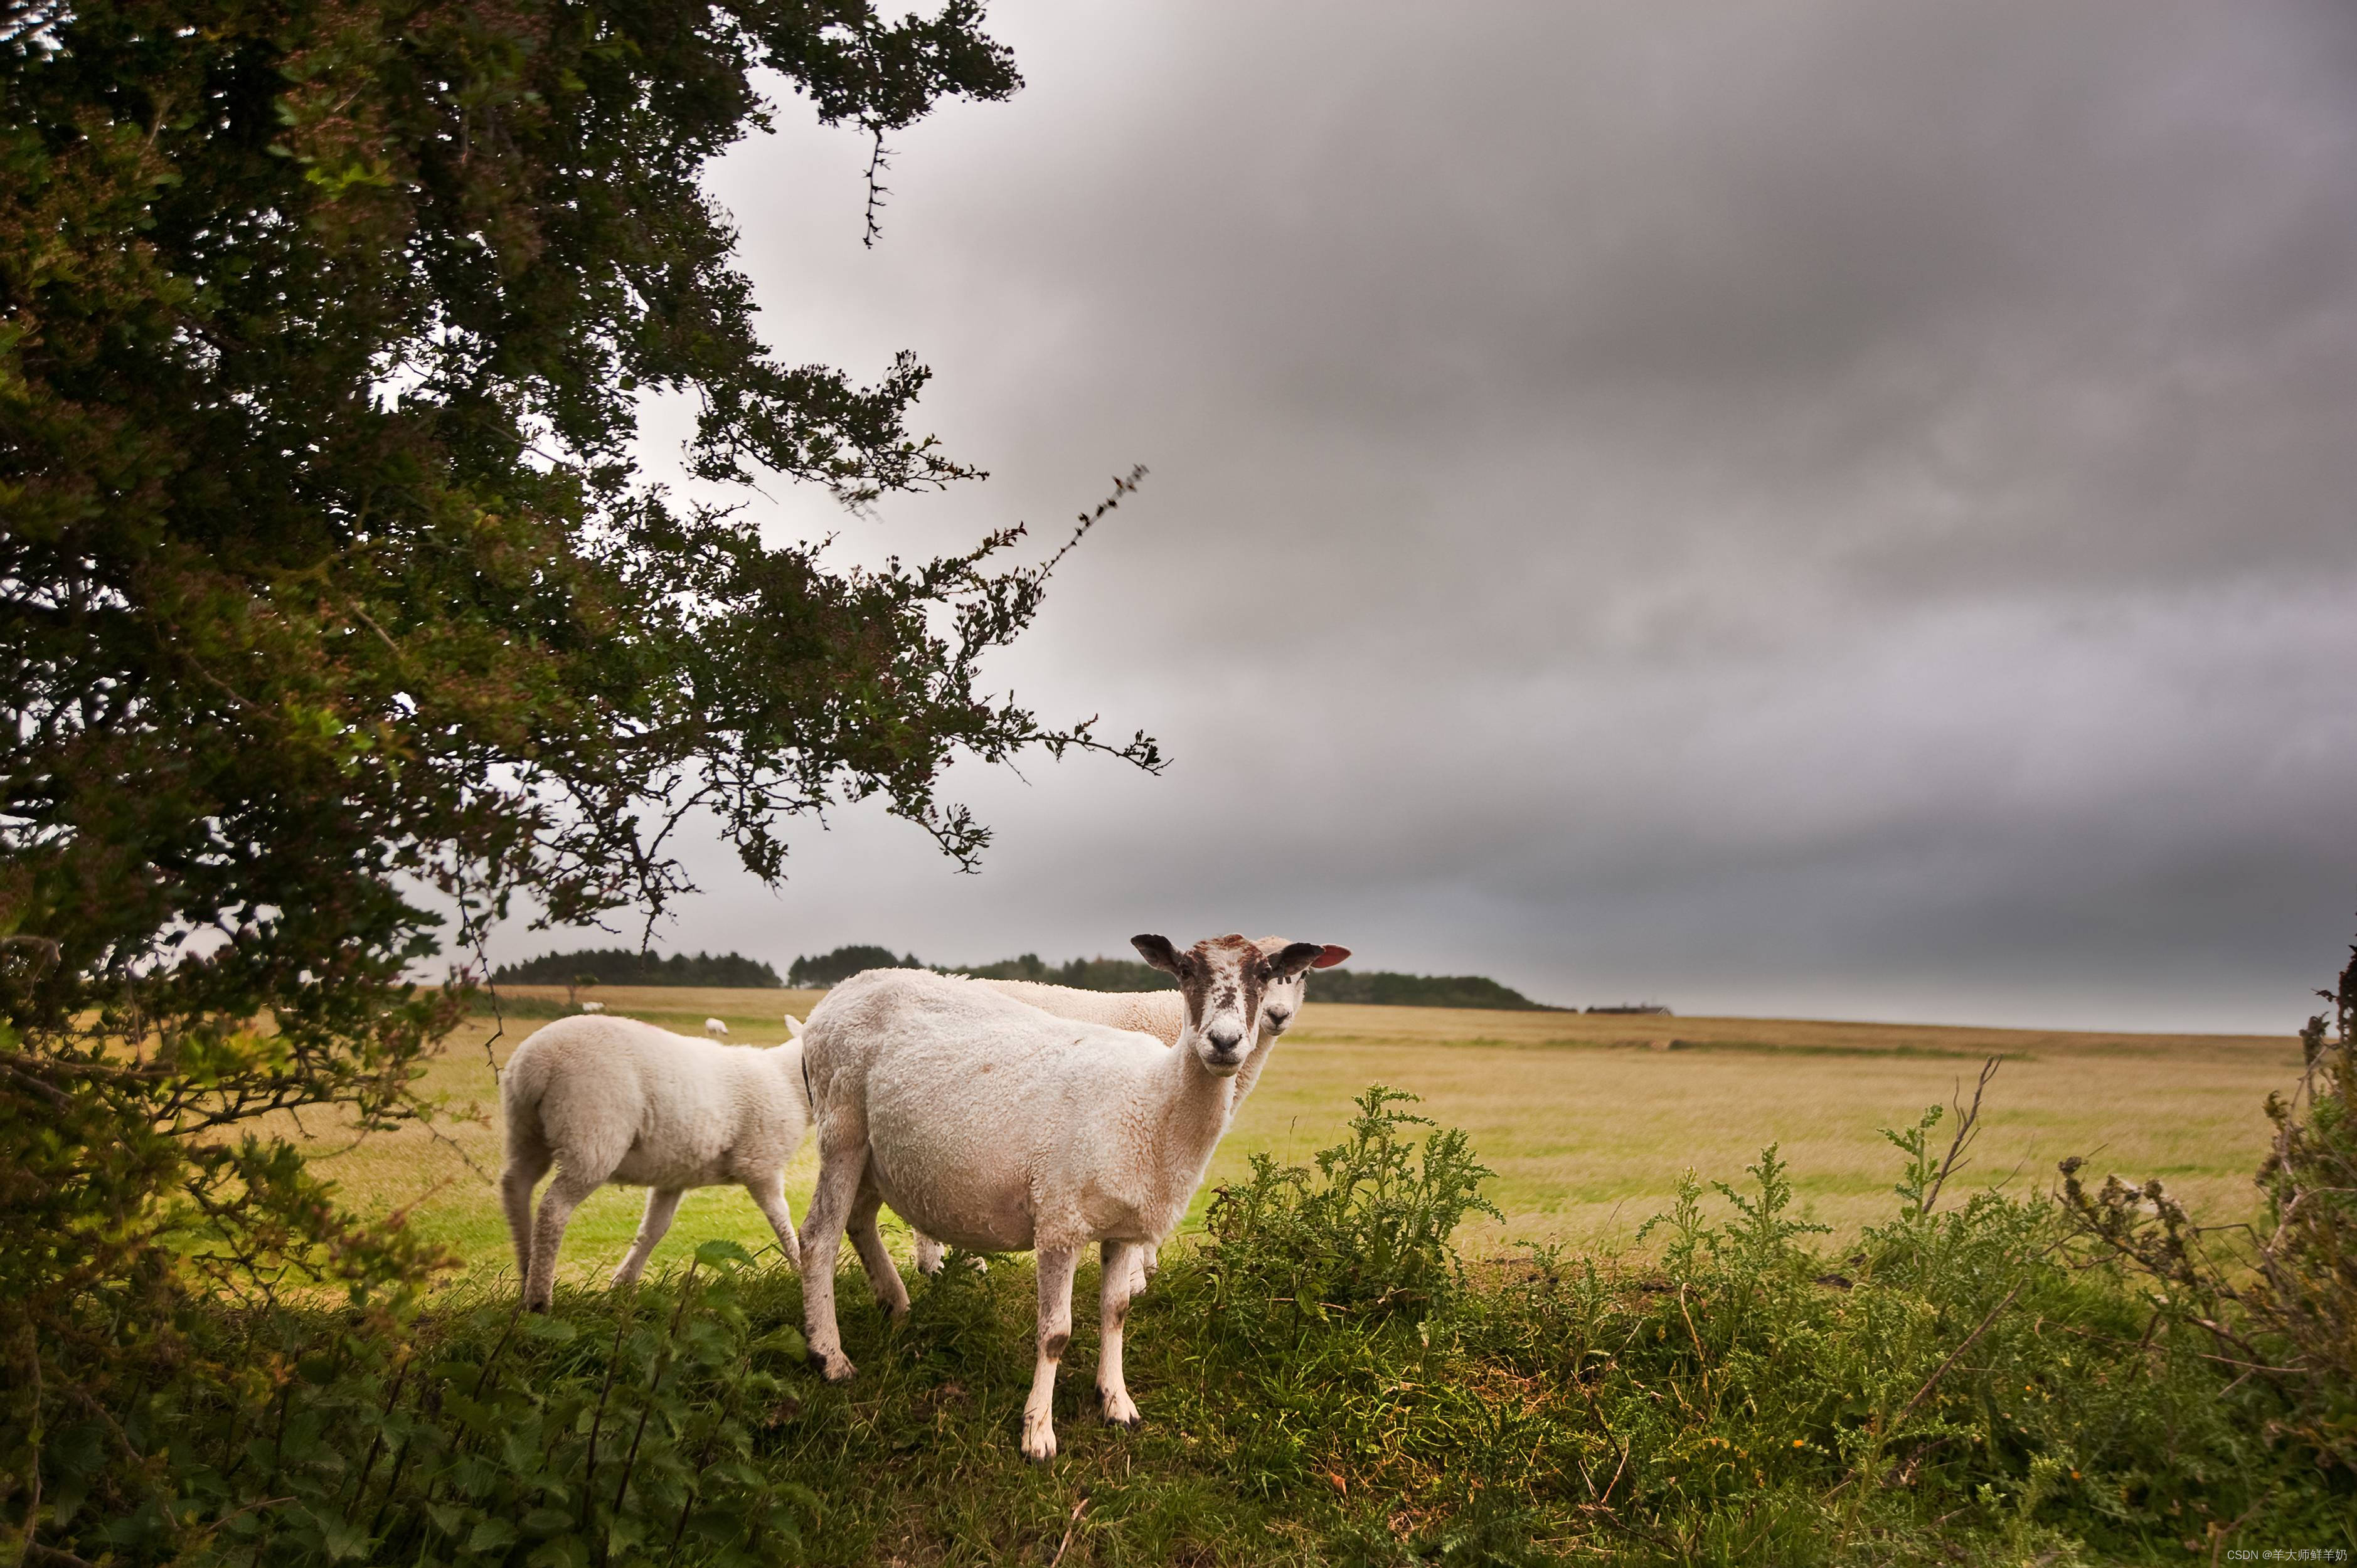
(277, 987, 2302, 1290)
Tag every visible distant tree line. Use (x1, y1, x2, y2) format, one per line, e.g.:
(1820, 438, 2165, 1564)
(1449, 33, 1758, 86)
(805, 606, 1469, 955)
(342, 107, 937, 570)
(493, 949, 784, 987)
(1306, 970, 1560, 1010)
(952, 953, 1178, 991)
(788, 945, 927, 987)
(783, 944, 1563, 1010)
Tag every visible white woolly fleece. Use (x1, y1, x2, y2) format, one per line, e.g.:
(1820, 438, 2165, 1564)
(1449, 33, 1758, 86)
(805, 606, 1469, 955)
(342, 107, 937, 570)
(499, 1014, 810, 1308)
(806, 971, 1229, 1256)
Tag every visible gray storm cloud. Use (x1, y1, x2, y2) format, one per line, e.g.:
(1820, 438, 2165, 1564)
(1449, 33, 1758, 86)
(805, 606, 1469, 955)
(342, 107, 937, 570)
(487, 2, 2357, 1032)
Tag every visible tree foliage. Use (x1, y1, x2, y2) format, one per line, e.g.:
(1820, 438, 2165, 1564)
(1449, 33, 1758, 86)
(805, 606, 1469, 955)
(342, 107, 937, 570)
(784, 943, 913, 987)
(1, 1, 1156, 1552)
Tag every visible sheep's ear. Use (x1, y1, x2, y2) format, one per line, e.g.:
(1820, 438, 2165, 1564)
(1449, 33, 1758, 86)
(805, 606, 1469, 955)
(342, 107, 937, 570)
(1268, 941, 1326, 978)
(1132, 935, 1184, 975)
(1313, 945, 1351, 968)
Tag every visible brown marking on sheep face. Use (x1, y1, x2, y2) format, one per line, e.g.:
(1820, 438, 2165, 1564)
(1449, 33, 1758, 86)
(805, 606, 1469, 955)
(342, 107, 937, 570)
(1181, 933, 1263, 1035)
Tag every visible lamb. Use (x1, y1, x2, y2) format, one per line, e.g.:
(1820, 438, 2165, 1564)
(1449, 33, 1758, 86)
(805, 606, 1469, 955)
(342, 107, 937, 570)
(796, 932, 1331, 1461)
(499, 1014, 810, 1311)
(579, 1000, 606, 1014)
(908, 936, 1349, 1281)
(704, 1017, 730, 1038)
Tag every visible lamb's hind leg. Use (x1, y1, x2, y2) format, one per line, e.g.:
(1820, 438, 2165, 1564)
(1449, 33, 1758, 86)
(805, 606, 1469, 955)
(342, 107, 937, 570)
(1097, 1240, 1142, 1429)
(526, 1165, 606, 1312)
(611, 1187, 683, 1288)
(798, 1127, 870, 1383)
(499, 1144, 550, 1297)
(747, 1171, 799, 1264)
(846, 1179, 911, 1322)
(1022, 1245, 1080, 1463)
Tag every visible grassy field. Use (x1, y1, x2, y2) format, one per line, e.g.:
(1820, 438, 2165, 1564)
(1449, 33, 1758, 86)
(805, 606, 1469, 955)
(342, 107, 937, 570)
(290, 985, 2304, 1287)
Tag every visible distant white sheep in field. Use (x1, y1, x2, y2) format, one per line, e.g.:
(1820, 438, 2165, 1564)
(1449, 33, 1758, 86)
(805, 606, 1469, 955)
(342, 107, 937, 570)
(704, 1017, 730, 1038)
(797, 933, 1330, 1461)
(578, 1000, 605, 1014)
(499, 1015, 809, 1310)
(909, 936, 1349, 1282)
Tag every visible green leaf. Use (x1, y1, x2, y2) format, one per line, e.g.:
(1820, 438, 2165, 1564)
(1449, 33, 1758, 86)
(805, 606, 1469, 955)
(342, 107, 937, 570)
(467, 1517, 519, 1554)
(311, 1507, 375, 1562)
(521, 1505, 573, 1537)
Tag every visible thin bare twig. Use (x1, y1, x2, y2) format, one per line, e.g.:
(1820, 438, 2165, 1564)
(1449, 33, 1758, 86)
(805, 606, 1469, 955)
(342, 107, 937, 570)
(1923, 1056, 2001, 1212)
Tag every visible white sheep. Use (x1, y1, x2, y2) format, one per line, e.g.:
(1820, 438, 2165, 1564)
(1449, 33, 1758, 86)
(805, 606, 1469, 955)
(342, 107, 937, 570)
(579, 1000, 605, 1014)
(704, 1016, 730, 1038)
(499, 1014, 809, 1310)
(908, 936, 1350, 1282)
(797, 933, 1329, 1461)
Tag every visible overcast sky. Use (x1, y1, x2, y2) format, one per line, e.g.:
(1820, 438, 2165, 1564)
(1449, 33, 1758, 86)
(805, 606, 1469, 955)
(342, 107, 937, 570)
(488, 2, 2357, 1033)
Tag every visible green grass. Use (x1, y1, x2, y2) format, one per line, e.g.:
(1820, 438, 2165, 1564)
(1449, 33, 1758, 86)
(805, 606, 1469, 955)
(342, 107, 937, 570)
(284, 989, 2301, 1291)
(134, 1087, 2354, 1565)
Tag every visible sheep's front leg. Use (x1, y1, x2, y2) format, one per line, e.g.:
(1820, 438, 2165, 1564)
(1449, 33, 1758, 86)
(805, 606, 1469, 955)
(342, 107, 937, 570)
(799, 1132, 870, 1383)
(1097, 1240, 1142, 1429)
(1023, 1246, 1080, 1463)
(1127, 1242, 1158, 1298)
(610, 1187, 684, 1288)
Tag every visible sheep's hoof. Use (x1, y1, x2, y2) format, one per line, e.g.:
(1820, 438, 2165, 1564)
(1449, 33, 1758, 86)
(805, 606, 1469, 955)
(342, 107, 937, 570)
(1097, 1388, 1142, 1430)
(814, 1349, 857, 1384)
(1020, 1413, 1058, 1463)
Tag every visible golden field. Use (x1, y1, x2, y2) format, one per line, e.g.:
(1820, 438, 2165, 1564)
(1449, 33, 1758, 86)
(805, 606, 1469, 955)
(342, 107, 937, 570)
(281, 985, 2304, 1289)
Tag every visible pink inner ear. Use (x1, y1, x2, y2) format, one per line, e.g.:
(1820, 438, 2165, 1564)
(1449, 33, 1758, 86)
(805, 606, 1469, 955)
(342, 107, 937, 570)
(1314, 945, 1351, 968)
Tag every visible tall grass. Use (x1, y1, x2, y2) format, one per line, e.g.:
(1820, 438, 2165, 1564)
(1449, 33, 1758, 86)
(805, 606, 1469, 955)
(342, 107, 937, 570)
(21, 1082, 2354, 1564)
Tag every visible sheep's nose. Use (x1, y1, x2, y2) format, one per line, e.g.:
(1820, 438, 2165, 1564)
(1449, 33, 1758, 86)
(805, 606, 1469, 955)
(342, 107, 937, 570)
(1206, 1026, 1245, 1057)
(1264, 1006, 1294, 1032)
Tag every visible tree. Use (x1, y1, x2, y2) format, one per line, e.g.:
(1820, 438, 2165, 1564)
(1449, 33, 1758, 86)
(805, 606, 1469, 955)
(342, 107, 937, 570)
(0, 1, 1155, 1549)
(787, 942, 917, 987)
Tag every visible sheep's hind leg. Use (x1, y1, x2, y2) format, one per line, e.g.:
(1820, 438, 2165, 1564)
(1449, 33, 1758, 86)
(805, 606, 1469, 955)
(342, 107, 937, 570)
(847, 1179, 910, 1322)
(797, 1131, 869, 1383)
(1097, 1240, 1142, 1430)
(610, 1187, 683, 1288)
(526, 1166, 605, 1312)
(1023, 1246, 1079, 1463)
(1127, 1241, 1158, 1298)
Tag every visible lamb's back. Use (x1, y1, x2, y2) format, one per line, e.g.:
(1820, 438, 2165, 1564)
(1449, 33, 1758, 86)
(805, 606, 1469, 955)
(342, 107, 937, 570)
(975, 979, 1183, 1045)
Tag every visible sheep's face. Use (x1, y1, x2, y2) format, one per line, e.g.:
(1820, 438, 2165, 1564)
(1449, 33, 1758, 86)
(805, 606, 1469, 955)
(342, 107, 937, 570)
(1133, 933, 1332, 1074)
(1252, 936, 1351, 1037)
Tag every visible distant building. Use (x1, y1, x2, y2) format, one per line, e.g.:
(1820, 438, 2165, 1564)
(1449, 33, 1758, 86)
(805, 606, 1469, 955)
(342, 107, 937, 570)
(1586, 1004, 1674, 1016)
